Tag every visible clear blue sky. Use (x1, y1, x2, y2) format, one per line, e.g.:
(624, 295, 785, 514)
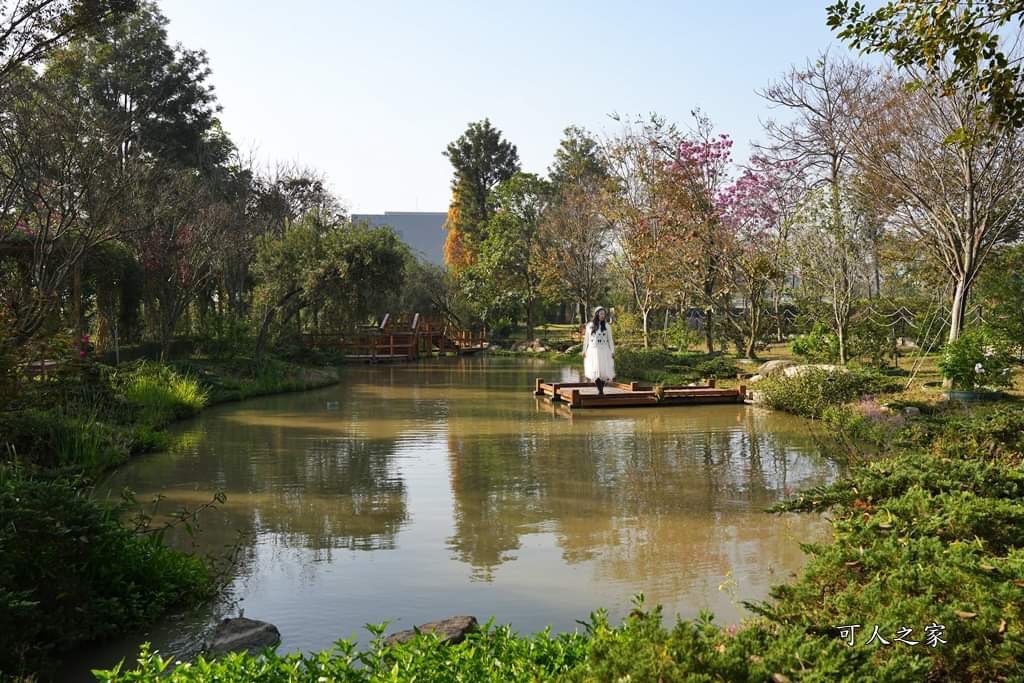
(160, 1, 844, 214)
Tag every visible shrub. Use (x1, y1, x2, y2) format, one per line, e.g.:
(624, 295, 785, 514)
(938, 327, 1015, 391)
(112, 361, 208, 427)
(613, 348, 677, 378)
(693, 356, 740, 379)
(791, 323, 839, 363)
(0, 466, 212, 677)
(195, 314, 253, 360)
(758, 367, 900, 418)
(96, 619, 589, 683)
(663, 317, 701, 351)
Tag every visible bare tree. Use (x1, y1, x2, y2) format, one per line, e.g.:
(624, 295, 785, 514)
(850, 65, 1024, 373)
(536, 177, 611, 326)
(759, 51, 875, 363)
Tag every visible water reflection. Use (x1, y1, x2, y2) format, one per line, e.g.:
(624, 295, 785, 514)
(73, 357, 839, 680)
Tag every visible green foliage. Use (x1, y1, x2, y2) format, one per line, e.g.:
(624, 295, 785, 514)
(758, 367, 900, 418)
(828, 0, 1024, 128)
(766, 406, 1024, 681)
(443, 118, 521, 242)
(0, 466, 212, 678)
(663, 316, 701, 351)
(850, 313, 893, 367)
(791, 322, 840, 363)
(938, 327, 1015, 390)
(195, 313, 253, 360)
(976, 244, 1024, 353)
(112, 361, 208, 427)
(96, 620, 588, 683)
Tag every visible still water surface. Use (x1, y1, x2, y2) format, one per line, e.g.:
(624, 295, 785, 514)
(70, 357, 840, 678)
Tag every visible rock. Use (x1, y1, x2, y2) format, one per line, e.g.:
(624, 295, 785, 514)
(207, 617, 280, 656)
(756, 360, 797, 377)
(563, 343, 582, 354)
(782, 363, 847, 378)
(903, 406, 921, 417)
(385, 616, 478, 647)
(747, 374, 764, 384)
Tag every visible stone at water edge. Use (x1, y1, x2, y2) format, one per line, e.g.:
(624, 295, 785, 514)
(903, 406, 921, 417)
(747, 374, 764, 384)
(756, 360, 797, 377)
(385, 616, 478, 647)
(782, 363, 847, 378)
(563, 343, 582, 354)
(207, 617, 281, 656)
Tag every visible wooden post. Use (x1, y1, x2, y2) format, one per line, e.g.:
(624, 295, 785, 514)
(708, 377, 716, 388)
(535, 378, 544, 396)
(570, 389, 581, 408)
(629, 381, 640, 392)
(738, 385, 747, 399)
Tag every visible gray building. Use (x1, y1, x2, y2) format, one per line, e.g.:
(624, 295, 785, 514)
(352, 211, 447, 265)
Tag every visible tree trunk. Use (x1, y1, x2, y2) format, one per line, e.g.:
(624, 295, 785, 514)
(641, 308, 650, 349)
(704, 308, 714, 353)
(943, 276, 970, 388)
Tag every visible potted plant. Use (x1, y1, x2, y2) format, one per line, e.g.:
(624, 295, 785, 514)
(938, 328, 1014, 401)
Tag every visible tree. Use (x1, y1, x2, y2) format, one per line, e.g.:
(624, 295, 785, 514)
(536, 173, 611, 329)
(548, 125, 607, 190)
(0, 67, 125, 345)
(759, 51, 874, 363)
(664, 116, 737, 354)
(976, 243, 1024, 355)
(0, 0, 137, 83)
(128, 167, 230, 359)
(252, 221, 407, 363)
(443, 119, 519, 260)
(850, 66, 1024, 370)
(828, 0, 1024, 127)
(600, 115, 681, 348)
(464, 172, 550, 336)
(716, 162, 796, 359)
(51, 1, 226, 171)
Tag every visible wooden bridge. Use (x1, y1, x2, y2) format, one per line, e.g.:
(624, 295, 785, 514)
(533, 377, 746, 409)
(302, 313, 486, 363)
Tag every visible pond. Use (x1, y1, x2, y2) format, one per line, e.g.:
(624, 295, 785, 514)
(66, 356, 841, 679)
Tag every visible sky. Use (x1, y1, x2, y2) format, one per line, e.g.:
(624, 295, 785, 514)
(159, 1, 845, 214)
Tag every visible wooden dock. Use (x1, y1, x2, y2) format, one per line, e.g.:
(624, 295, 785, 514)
(533, 377, 746, 409)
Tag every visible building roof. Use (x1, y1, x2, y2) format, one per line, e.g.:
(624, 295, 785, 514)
(351, 211, 447, 265)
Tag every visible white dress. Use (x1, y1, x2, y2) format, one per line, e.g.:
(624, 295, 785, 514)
(582, 322, 615, 381)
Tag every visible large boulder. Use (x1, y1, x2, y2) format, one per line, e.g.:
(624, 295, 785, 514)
(385, 616, 478, 647)
(207, 617, 280, 656)
(756, 360, 797, 377)
(783, 363, 847, 378)
(563, 343, 582, 355)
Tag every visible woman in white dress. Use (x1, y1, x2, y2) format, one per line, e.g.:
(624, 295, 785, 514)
(582, 306, 615, 394)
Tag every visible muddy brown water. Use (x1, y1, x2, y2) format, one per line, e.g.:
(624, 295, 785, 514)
(63, 356, 841, 679)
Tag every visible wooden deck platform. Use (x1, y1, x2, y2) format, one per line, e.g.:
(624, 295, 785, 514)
(533, 378, 746, 409)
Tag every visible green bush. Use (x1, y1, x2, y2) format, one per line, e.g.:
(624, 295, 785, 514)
(791, 322, 840, 363)
(195, 313, 253, 360)
(0, 409, 133, 472)
(693, 356, 741, 379)
(663, 317, 701, 351)
(938, 328, 1015, 391)
(96, 620, 589, 683)
(0, 466, 212, 678)
(757, 367, 900, 418)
